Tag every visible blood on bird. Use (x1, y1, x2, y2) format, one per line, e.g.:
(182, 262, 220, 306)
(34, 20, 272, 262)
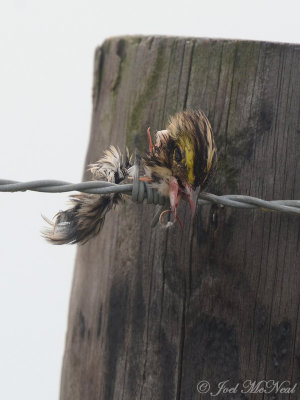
(147, 127, 154, 155)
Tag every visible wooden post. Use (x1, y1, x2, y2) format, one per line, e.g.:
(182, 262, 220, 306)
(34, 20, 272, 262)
(60, 36, 300, 400)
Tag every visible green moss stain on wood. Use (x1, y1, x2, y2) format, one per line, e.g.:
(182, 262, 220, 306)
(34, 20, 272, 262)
(126, 43, 168, 152)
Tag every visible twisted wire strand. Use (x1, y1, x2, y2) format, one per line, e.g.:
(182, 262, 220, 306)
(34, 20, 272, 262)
(0, 179, 299, 215)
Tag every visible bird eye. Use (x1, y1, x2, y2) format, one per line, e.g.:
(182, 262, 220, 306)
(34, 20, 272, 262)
(174, 147, 182, 163)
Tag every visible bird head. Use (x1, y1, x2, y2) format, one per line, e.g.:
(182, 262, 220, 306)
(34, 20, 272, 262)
(144, 109, 217, 220)
(167, 110, 217, 214)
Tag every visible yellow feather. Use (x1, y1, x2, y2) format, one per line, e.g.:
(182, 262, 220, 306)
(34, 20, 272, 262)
(178, 136, 195, 186)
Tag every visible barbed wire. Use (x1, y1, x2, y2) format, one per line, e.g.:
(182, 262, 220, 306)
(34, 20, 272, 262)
(1, 178, 299, 216)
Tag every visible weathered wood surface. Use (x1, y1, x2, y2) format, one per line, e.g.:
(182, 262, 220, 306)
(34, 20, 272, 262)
(60, 36, 300, 400)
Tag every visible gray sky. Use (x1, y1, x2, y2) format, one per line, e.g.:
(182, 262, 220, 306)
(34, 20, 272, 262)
(0, 1, 299, 399)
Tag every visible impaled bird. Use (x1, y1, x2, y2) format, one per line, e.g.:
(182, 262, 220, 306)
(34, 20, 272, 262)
(42, 110, 217, 244)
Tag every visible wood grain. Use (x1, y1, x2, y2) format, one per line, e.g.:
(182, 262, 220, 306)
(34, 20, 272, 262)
(60, 36, 300, 400)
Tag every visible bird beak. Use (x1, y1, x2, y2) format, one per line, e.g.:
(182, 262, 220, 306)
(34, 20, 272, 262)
(169, 177, 182, 217)
(183, 183, 196, 216)
(169, 179, 196, 220)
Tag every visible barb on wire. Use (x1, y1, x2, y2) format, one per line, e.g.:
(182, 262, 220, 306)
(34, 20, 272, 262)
(0, 178, 299, 215)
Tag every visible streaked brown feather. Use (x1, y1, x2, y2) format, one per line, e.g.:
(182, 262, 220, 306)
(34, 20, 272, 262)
(42, 146, 132, 245)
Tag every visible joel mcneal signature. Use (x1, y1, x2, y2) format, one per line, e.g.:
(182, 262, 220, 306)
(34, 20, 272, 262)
(197, 379, 298, 396)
